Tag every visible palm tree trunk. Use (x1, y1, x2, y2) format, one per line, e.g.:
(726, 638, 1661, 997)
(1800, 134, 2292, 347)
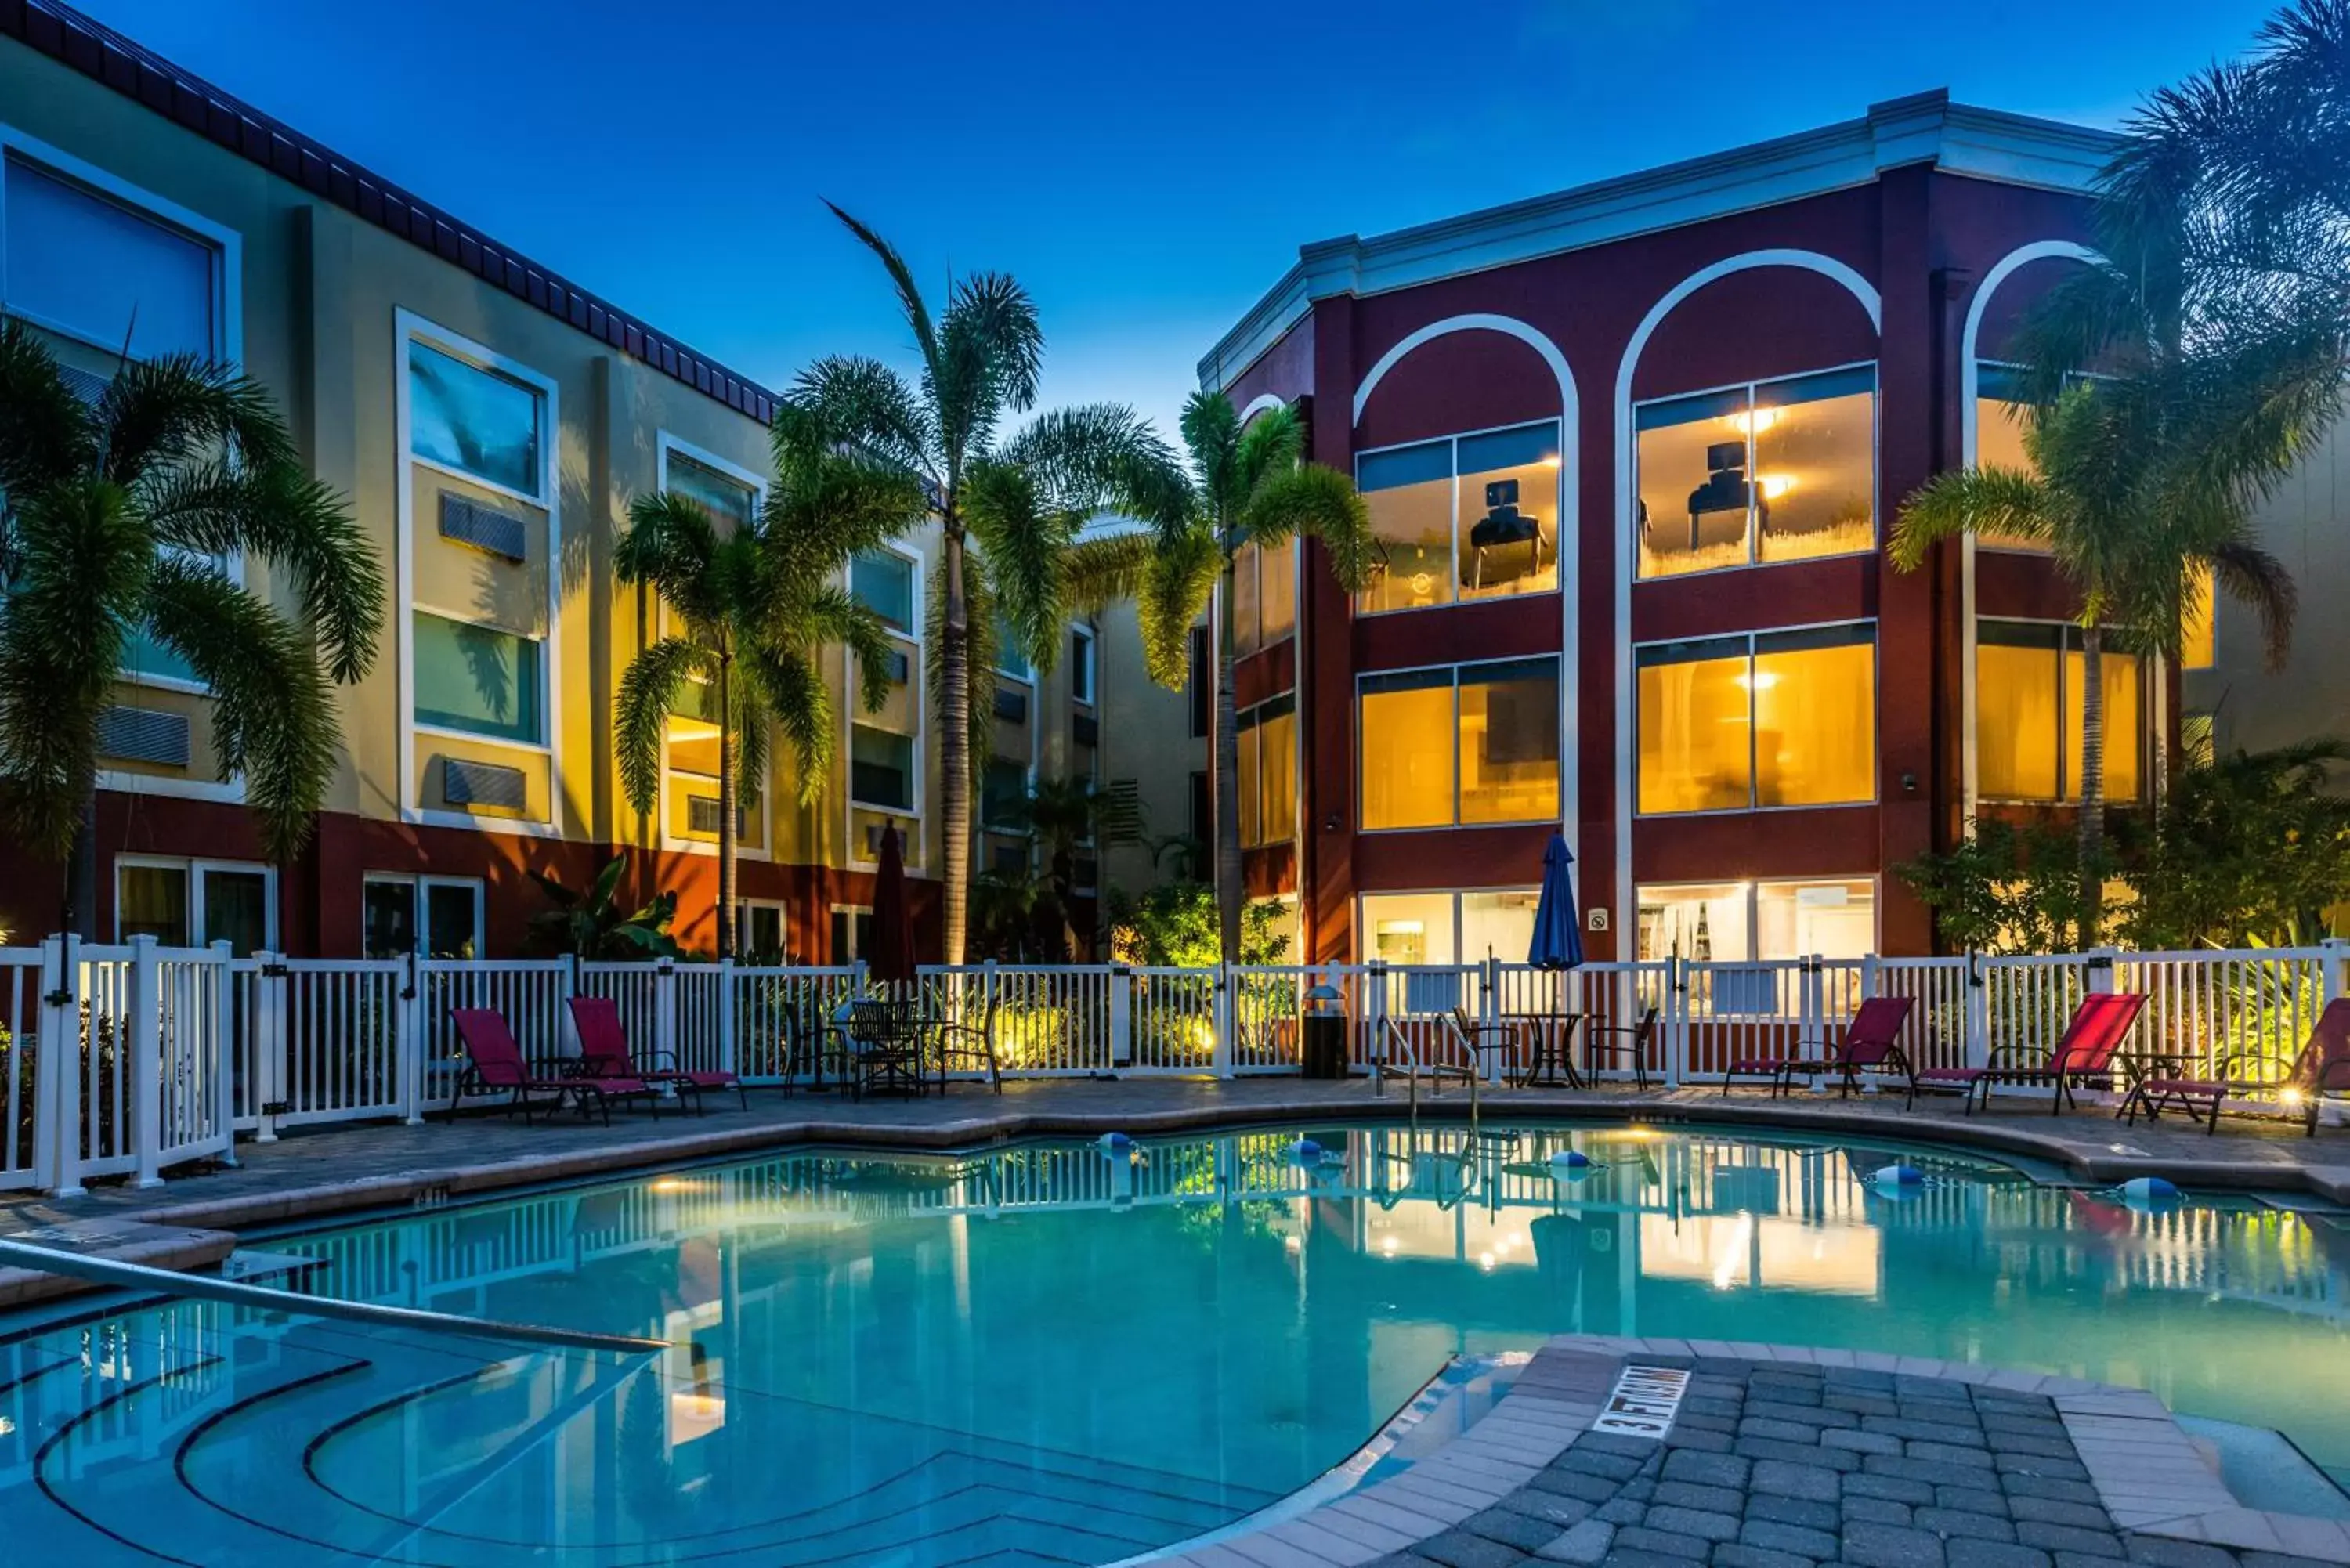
(63, 788, 97, 939)
(2076, 623, 2106, 948)
(939, 529, 971, 966)
(1212, 555, 1243, 964)
(716, 649, 736, 959)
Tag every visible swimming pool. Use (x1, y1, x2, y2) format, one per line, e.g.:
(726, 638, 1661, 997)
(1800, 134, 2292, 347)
(4, 1122, 2347, 1566)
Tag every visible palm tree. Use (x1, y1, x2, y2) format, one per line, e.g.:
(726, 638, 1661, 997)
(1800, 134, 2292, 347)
(1148, 393, 1372, 963)
(799, 206, 1184, 963)
(613, 402, 920, 956)
(1891, 382, 2296, 943)
(1006, 774, 1117, 961)
(0, 320, 383, 934)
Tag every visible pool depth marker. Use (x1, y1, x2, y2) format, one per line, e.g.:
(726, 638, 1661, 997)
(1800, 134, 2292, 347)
(1593, 1364, 1691, 1437)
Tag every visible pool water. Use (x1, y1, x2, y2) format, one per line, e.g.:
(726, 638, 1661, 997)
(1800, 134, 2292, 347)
(5, 1123, 2349, 1566)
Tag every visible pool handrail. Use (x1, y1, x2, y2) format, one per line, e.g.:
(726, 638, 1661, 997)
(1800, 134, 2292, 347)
(0, 1237, 670, 1354)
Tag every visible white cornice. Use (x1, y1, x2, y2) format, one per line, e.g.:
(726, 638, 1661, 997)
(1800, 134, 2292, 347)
(1198, 92, 2122, 392)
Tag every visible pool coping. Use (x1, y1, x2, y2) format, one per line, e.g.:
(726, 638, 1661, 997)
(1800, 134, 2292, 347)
(1140, 1336, 2350, 1568)
(5, 1086, 2350, 1306)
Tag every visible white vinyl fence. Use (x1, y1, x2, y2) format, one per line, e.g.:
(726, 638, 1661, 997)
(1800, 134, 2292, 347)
(0, 935, 2342, 1196)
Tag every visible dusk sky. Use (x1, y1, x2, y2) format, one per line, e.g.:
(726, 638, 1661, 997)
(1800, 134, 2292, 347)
(78, 0, 2279, 441)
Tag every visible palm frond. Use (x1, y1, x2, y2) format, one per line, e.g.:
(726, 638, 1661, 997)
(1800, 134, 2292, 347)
(1179, 391, 1241, 523)
(613, 635, 709, 817)
(1232, 402, 1306, 511)
(140, 556, 337, 863)
(1137, 526, 1219, 689)
(825, 202, 942, 376)
(746, 643, 832, 804)
(139, 458, 383, 683)
(615, 492, 723, 630)
(0, 320, 97, 497)
(783, 356, 935, 479)
(801, 584, 898, 716)
(1244, 462, 1374, 591)
(2207, 537, 2298, 671)
(0, 477, 143, 854)
(1889, 465, 2056, 569)
(728, 670, 772, 800)
(98, 352, 296, 484)
(1061, 530, 1159, 615)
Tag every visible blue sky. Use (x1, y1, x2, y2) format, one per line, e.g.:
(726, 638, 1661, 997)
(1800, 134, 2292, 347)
(79, 0, 2278, 441)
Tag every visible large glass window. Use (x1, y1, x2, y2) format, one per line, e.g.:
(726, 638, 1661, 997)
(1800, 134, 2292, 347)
(1636, 625, 1876, 814)
(2, 156, 215, 357)
(1636, 366, 1875, 577)
(852, 550, 915, 632)
(851, 724, 915, 811)
(1976, 621, 2144, 802)
(363, 874, 481, 959)
(665, 450, 756, 528)
(1356, 422, 1560, 614)
(1637, 879, 1875, 961)
(1231, 539, 1301, 656)
(982, 757, 1029, 829)
(2182, 563, 2215, 670)
(1973, 363, 2046, 551)
(409, 341, 541, 497)
(1360, 658, 1560, 830)
(1360, 670, 1457, 830)
(412, 611, 543, 744)
(1236, 693, 1297, 848)
(1360, 889, 1540, 968)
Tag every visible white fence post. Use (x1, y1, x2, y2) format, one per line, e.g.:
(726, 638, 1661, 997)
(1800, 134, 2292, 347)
(252, 950, 285, 1143)
(1480, 953, 1502, 1084)
(655, 959, 678, 1069)
(718, 957, 738, 1077)
(1108, 965, 1132, 1071)
(1861, 952, 1882, 999)
(2323, 938, 2348, 1007)
(1665, 954, 1687, 1088)
(1211, 962, 1234, 1078)
(2088, 948, 2119, 995)
(128, 934, 163, 1190)
(209, 940, 237, 1168)
(1965, 952, 1990, 1070)
(1365, 962, 1388, 1080)
(36, 934, 83, 1198)
(400, 952, 428, 1125)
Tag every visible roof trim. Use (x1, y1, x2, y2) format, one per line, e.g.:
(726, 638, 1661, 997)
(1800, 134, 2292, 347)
(0, 0, 779, 424)
(1198, 91, 2123, 393)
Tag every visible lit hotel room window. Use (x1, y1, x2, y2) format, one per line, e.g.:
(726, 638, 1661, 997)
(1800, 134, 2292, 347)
(1635, 880, 1876, 963)
(1356, 422, 1561, 612)
(1636, 626, 1875, 814)
(1360, 658, 1560, 829)
(1976, 620, 2142, 803)
(1636, 366, 1875, 577)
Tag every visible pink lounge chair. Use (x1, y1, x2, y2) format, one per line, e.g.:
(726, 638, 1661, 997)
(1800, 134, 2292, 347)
(1911, 992, 2146, 1115)
(1723, 995, 1916, 1099)
(568, 995, 746, 1113)
(2122, 995, 2350, 1136)
(448, 1006, 663, 1125)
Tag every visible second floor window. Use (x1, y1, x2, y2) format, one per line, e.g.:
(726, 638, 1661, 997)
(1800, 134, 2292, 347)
(1976, 620, 2144, 804)
(1238, 693, 1296, 847)
(409, 341, 543, 499)
(1636, 624, 1876, 815)
(1636, 365, 1875, 578)
(1359, 657, 1560, 830)
(852, 549, 915, 633)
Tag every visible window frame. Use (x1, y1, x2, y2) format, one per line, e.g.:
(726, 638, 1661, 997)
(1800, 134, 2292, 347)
(654, 432, 772, 860)
(738, 898, 790, 960)
(395, 309, 562, 837)
(113, 855, 277, 951)
(1632, 619, 1881, 818)
(1352, 416, 1565, 618)
(1632, 360, 1879, 580)
(360, 871, 486, 959)
(829, 903, 875, 964)
(1068, 622, 1097, 707)
(1633, 876, 1881, 963)
(1355, 887, 1544, 967)
(1355, 654, 1564, 833)
(1237, 691, 1298, 849)
(841, 541, 925, 870)
(1973, 615, 2150, 805)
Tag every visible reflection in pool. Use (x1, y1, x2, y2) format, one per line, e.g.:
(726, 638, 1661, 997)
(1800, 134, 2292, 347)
(2, 1123, 2346, 1566)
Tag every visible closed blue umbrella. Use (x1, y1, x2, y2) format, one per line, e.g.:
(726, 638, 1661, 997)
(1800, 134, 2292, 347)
(1529, 833, 1584, 970)
(1526, 833, 1584, 1087)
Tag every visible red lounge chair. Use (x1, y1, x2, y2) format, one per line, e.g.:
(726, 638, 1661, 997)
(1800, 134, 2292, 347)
(448, 1006, 661, 1126)
(1911, 992, 2146, 1115)
(567, 994, 747, 1113)
(2122, 995, 2350, 1136)
(1723, 996, 1916, 1099)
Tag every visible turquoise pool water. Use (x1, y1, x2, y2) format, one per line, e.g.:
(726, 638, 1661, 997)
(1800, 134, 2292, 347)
(4, 1122, 2348, 1566)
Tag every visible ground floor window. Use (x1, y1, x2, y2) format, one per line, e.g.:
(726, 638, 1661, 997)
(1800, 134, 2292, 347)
(739, 899, 787, 962)
(114, 858, 275, 955)
(363, 873, 484, 959)
(830, 904, 875, 964)
(1358, 888, 1542, 967)
(1635, 878, 1875, 962)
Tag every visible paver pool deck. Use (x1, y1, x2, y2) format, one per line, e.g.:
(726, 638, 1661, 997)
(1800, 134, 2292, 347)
(1152, 1338, 2350, 1568)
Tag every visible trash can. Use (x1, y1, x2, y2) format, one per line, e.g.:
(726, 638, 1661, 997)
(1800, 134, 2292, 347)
(1302, 982, 1348, 1079)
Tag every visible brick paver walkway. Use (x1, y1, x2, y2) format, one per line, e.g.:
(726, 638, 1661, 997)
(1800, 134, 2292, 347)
(1173, 1345, 2350, 1568)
